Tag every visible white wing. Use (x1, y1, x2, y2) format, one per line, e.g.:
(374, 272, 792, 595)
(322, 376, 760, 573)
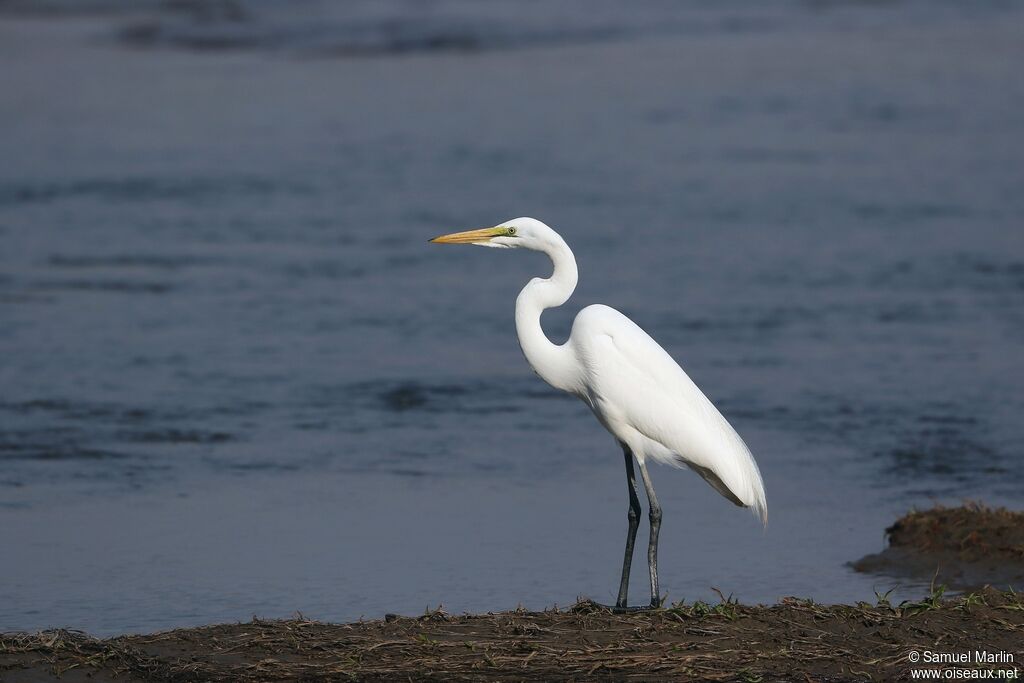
(570, 304, 767, 524)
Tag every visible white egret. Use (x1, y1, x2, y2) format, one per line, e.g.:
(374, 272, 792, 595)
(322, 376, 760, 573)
(431, 218, 766, 610)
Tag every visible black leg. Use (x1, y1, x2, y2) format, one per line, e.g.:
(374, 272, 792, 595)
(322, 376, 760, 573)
(637, 459, 663, 607)
(615, 444, 642, 609)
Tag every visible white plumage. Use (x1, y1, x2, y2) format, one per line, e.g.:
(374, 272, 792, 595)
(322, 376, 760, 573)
(570, 303, 767, 525)
(431, 217, 766, 609)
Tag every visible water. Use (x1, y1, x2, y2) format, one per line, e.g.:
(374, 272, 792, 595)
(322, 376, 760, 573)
(1, 0, 1023, 636)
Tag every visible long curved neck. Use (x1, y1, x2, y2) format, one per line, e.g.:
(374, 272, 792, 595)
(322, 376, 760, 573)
(515, 237, 580, 394)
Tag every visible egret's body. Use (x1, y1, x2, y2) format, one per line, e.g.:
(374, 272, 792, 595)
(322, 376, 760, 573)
(431, 218, 766, 609)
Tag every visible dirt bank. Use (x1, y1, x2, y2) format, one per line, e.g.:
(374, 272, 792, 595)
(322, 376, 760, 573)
(853, 503, 1024, 591)
(3, 588, 1022, 682)
(6, 504, 1023, 681)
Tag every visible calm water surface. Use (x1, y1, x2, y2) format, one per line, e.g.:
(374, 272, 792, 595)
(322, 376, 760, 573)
(1, 1, 1022, 635)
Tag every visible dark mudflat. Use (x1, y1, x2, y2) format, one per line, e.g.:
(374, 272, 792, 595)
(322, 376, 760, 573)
(3, 589, 1023, 682)
(853, 503, 1024, 590)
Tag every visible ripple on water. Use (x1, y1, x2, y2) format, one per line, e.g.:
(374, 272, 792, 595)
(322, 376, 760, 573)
(881, 414, 1003, 482)
(33, 279, 174, 294)
(114, 5, 635, 57)
(47, 254, 216, 270)
(117, 429, 234, 445)
(0, 176, 308, 208)
(0, 399, 245, 495)
(868, 253, 1024, 293)
(0, 439, 132, 462)
(324, 378, 578, 419)
(743, 394, 1020, 495)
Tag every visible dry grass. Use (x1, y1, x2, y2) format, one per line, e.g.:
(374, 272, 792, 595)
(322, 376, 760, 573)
(3, 588, 1023, 682)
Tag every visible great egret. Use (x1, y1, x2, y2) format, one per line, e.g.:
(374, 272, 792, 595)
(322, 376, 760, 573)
(430, 218, 766, 610)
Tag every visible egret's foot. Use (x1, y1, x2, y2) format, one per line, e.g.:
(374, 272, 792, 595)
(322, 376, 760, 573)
(592, 601, 663, 613)
(573, 596, 665, 613)
(612, 604, 657, 614)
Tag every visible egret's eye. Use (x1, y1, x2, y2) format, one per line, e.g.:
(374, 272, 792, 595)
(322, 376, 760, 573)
(507, 227, 517, 236)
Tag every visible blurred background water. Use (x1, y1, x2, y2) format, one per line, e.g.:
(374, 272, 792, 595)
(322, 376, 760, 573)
(1, 0, 1022, 636)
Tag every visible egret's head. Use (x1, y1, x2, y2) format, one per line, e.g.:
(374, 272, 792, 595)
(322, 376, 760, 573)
(430, 217, 556, 251)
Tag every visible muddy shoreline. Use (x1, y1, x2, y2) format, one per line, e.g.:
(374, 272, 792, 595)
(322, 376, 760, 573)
(4, 505, 1023, 682)
(3, 590, 1022, 682)
(853, 503, 1024, 591)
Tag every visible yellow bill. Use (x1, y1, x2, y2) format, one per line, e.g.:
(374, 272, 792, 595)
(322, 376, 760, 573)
(429, 226, 507, 245)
